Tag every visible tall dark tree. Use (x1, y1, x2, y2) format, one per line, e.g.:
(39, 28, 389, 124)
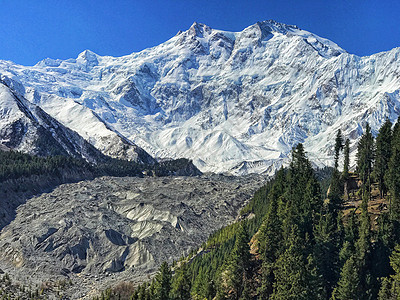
(374, 119, 392, 198)
(356, 123, 375, 194)
(287, 143, 319, 237)
(272, 225, 317, 300)
(356, 192, 374, 300)
(387, 117, 400, 221)
(313, 207, 341, 297)
(258, 196, 282, 298)
(171, 263, 191, 300)
(334, 129, 344, 170)
(343, 139, 350, 181)
(328, 169, 343, 216)
(155, 262, 172, 300)
(331, 256, 360, 300)
(377, 244, 400, 299)
(226, 222, 251, 299)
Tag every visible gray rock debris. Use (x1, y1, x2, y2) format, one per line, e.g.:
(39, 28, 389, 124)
(0, 174, 263, 298)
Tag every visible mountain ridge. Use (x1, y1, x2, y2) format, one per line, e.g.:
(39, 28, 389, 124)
(0, 20, 399, 174)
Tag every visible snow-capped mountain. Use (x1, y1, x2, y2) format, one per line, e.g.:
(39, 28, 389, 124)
(1, 20, 399, 174)
(0, 80, 106, 162)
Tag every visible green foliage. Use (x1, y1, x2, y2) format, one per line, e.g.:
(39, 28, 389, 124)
(386, 117, 400, 222)
(356, 123, 374, 191)
(171, 263, 191, 300)
(84, 118, 400, 300)
(271, 225, 317, 300)
(0, 149, 91, 182)
(332, 256, 360, 300)
(224, 222, 250, 299)
(377, 244, 400, 299)
(335, 129, 344, 170)
(154, 262, 172, 300)
(374, 119, 392, 198)
(342, 139, 350, 181)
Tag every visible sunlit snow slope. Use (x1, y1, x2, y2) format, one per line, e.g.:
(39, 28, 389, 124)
(1, 20, 399, 174)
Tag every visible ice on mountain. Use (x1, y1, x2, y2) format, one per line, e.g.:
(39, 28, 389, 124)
(0, 20, 399, 175)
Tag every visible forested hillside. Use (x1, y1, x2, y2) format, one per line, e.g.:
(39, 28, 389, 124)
(93, 117, 400, 300)
(0, 150, 201, 183)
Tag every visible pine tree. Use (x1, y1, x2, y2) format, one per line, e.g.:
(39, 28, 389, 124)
(313, 208, 341, 297)
(331, 256, 360, 300)
(272, 225, 316, 300)
(378, 277, 394, 300)
(334, 129, 344, 170)
(356, 191, 374, 300)
(258, 196, 282, 299)
(387, 117, 400, 221)
(374, 119, 392, 198)
(357, 192, 371, 260)
(342, 139, 350, 181)
(328, 169, 343, 216)
(171, 263, 191, 300)
(356, 123, 374, 194)
(377, 244, 400, 299)
(226, 222, 251, 299)
(155, 262, 172, 300)
(389, 244, 400, 298)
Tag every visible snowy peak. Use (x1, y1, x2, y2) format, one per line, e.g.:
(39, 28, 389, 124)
(257, 20, 299, 34)
(188, 22, 212, 38)
(77, 49, 99, 70)
(0, 21, 398, 175)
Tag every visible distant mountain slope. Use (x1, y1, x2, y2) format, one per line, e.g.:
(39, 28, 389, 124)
(0, 80, 155, 164)
(0, 81, 105, 162)
(0, 20, 399, 174)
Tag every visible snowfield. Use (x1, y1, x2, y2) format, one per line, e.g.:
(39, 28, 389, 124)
(0, 20, 399, 174)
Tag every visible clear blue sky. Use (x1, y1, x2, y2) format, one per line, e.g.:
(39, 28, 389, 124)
(0, 0, 399, 65)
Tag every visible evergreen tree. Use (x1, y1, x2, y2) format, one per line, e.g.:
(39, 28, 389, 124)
(155, 262, 172, 300)
(342, 139, 350, 181)
(389, 244, 400, 298)
(272, 225, 316, 300)
(334, 129, 344, 170)
(356, 191, 374, 300)
(378, 277, 394, 300)
(328, 169, 343, 216)
(171, 263, 191, 300)
(374, 119, 392, 198)
(387, 117, 400, 221)
(313, 208, 341, 297)
(356, 123, 374, 194)
(205, 276, 217, 300)
(357, 192, 371, 260)
(331, 256, 360, 300)
(286, 143, 319, 237)
(377, 244, 400, 299)
(258, 196, 282, 298)
(226, 222, 251, 299)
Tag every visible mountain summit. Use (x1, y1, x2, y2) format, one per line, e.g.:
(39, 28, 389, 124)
(0, 20, 399, 174)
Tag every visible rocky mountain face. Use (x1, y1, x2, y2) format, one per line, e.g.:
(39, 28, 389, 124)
(0, 81, 104, 162)
(0, 80, 155, 164)
(0, 175, 263, 298)
(1, 20, 399, 174)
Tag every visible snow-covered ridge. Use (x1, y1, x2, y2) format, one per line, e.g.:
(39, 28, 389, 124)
(0, 20, 399, 174)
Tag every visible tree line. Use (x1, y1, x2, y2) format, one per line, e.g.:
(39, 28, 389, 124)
(0, 150, 200, 183)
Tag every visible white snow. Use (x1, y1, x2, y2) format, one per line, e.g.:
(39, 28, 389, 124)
(0, 20, 399, 175)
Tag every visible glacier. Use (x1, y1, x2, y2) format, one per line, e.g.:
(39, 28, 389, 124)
(0, 20, 399, 174)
